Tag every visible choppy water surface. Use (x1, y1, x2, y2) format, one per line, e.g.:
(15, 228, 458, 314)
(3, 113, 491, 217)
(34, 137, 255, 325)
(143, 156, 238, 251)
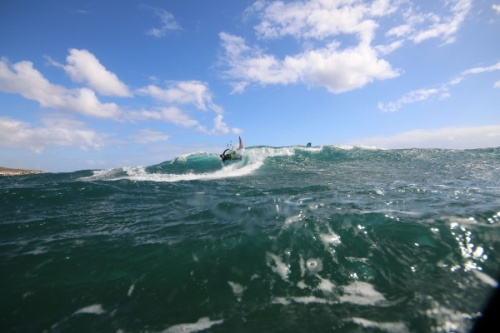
(1, 146, 499, 332)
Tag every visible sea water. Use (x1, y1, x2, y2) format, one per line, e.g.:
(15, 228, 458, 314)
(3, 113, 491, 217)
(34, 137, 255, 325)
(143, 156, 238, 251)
(1, 146, 499, 332)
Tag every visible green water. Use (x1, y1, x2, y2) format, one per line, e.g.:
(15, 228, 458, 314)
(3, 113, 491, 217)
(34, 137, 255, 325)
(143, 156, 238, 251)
(1, 146, 499, 332)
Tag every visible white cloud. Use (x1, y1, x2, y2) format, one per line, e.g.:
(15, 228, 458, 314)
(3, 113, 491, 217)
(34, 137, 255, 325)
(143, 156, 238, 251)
(220, 32, 398, 94)
(159, 107, 205, 129)
(350, 125, 500, 149)
(0, 58, 121, 118)
(411, 0, 472, 44)
(137, 80, 220, 112)
(136, 80, 238, 134)
(0, 115, 108, 153)
(219, 0, 402, 93)
(211, 114, 242, 135)
(57, 49, 132, 97)
(460, 62, 500, 75)
(375, 40, 404, 55)
(386, 0, 472, 45)
(493, 4, 500, 14)
(129, 107, 236, 135)
(145, 8, 181, 37)
(130, 107, 203, 129)
(378, 88, 441, 112)
(251, 0, 396, 42)
(129, 128, 169, 144)
(379, 61, 500, 112)
(1, 52, 239, 136)
(386, 24, 412, 38)
(220, 0, 473, 93)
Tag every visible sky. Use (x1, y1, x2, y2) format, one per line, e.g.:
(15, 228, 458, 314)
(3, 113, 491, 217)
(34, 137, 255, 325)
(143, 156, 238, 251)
(0, 0, 499, 172)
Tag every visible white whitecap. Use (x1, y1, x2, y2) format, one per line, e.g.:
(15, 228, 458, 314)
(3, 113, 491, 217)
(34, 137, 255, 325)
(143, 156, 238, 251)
(228, 281, 246, 302)
(320, 225, 341, 247)
(316, 275, 335, 292)
(127, 284, 135, 297)
(164, 317, 223, 333)
(266, 252, 291, 281)
(472, 270, 498, 287)
(340, 281, 385, 305)
(351, 317, 409, 333)
(306, 258, 323, 274)
(73, 304, 105, 315)
(272, 296, 334, 305)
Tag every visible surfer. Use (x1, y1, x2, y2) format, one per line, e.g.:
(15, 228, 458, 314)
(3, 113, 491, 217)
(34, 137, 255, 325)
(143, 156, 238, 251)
(220, 136, 243, 162)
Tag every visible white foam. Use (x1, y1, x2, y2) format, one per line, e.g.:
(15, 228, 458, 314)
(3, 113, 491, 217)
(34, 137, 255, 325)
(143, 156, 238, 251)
(297, 280, 308, 289)
(306, 258, 323, 274)
(82, 146, 321, 183)
(26, 246, 48, 255)
(315, 274, 335, 292)
(127, 284, 135, 297)
(84, 155, 262, 182)
(228, 281, 246, 302)
(319, 225, 341, 247)
(350, 317, 409, 333)
(81, 168, 125, 181)
(272, 296, 334, 305)
(425, 298, 474, 333)
(299, 255, 306, 277)
(472, 270, 498, 287)
(266, 252, 291, 281)
(284, 212, 303, 226)
(73, 304, 105, 315)
(272, 297, 291, 305)
(163, 317, 224, 333)
(340, 281, 386, 305)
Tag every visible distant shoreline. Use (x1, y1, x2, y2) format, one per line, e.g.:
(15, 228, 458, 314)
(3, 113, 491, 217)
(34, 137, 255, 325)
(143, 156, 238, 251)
(0, 167, 45, 176)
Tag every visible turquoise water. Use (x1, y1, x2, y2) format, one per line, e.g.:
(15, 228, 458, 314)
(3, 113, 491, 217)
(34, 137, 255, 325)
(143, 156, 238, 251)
(1, 146, 500, 332)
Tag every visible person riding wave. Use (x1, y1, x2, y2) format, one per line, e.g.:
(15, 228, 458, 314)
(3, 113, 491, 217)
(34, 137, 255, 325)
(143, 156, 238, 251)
(220, 136, 243, 162)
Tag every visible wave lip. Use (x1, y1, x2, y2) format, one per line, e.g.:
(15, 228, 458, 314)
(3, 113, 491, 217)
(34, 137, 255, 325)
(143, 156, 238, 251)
(81, 145, 319, 182)
(79, 146, 500, 183)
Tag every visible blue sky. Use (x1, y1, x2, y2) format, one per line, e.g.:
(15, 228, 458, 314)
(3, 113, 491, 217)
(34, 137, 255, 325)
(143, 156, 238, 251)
(1, 0, 499, 172)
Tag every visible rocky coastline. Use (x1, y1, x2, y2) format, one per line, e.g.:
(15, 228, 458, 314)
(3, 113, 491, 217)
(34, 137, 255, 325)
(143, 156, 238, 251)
(0, 167, 45, 176)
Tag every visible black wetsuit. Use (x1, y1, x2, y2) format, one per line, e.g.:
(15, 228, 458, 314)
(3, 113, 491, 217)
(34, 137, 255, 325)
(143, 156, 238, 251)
(220, 149, 232, 162)
(220, 149, 242, 162)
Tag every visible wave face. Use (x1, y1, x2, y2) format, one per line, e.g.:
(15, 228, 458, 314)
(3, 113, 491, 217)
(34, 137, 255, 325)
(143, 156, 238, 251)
(1, 146, 500, 332)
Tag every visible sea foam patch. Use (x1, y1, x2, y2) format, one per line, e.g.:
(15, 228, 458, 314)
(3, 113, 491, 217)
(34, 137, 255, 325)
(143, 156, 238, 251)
(340, 281, 386, 305)
(266, 252, 291, 281)
(319, 225, 341, 247)
(306, 258, 323, 274)
(73, 304, 105, 315)
(272, 296, 335, 305)
(228, 281, 246, 302)
(164, 317, 223, 333)
(350, 317, 409, 333)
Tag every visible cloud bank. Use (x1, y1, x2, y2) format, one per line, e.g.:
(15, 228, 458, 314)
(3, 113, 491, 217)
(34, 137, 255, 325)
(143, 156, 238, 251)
(351, 125, 500, 149)
(219, 0, 472, 93)
(58, 49, 132, 97)
(0, 115, 108, 153)
(0, 48, 239, 152)
(0, 57, 121, 118)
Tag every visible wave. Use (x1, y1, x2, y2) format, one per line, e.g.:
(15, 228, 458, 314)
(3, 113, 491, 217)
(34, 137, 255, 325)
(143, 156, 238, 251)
(80, 146, 500, 183)
(81, 145, 317, 182)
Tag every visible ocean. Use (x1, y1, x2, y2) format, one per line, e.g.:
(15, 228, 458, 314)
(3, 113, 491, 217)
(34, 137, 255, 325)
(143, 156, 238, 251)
(1, 146, 499, 333)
